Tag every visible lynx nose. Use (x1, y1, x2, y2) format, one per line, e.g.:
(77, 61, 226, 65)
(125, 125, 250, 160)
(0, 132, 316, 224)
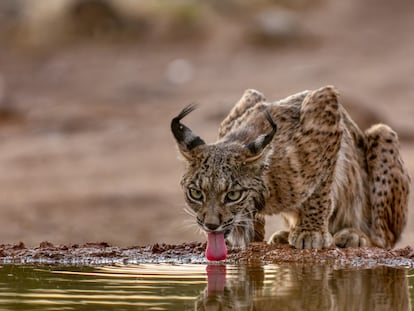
(205, 223, 220, 231)
(204, 212, 220, 231)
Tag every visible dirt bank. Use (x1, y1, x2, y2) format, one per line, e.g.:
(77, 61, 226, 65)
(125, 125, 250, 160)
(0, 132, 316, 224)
(1, 242, 413, 268)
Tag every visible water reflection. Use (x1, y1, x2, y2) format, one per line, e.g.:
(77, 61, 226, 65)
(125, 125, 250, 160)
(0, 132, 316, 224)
(0, 264, 412, 310)
(197, 265, 412, 311)
(0, 264, 207, 310)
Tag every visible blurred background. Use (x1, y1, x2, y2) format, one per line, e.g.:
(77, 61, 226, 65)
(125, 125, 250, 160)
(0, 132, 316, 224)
(0, 0, 413, 247)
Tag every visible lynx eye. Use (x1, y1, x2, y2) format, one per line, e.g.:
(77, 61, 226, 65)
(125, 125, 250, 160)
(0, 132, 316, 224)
(188, 188, 204, 202)
(225, 190, 243, 203)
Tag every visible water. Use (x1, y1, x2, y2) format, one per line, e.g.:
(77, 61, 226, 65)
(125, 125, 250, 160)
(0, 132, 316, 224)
(0, 264, 413, 310)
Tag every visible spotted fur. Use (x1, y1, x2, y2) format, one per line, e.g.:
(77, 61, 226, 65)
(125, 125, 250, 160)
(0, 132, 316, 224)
(171, 86, 410, 249)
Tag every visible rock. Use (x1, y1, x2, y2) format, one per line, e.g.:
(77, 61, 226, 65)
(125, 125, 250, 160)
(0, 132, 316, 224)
(39, 241, 55, 249)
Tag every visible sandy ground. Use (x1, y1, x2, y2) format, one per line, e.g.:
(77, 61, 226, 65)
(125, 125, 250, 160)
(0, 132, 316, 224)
(0, 0, 413, 248)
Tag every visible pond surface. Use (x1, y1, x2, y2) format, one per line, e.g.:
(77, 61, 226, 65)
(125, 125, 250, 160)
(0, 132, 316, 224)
(0, 264, 413, 310)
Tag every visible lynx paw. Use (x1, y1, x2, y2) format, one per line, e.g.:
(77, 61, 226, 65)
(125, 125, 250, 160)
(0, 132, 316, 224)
(333, 228, 370, 248)
(268, 230, 289, 245)
(289, 229, 333, 249)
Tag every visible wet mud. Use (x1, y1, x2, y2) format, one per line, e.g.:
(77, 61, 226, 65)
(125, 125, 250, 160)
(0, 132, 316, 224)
(0, 241, 413, 268)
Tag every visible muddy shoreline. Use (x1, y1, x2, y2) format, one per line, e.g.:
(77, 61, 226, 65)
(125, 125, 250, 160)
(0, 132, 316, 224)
(1, 241, 413, 268)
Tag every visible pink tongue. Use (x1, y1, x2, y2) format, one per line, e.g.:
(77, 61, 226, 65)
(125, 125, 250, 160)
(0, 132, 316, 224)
(206, 232, 227, 261)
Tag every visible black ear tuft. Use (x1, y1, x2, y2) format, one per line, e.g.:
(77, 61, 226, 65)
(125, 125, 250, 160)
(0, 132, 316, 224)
(246, 110, 277, 155)
(262, 110, 277, 145)
(171, 104, 205, 152)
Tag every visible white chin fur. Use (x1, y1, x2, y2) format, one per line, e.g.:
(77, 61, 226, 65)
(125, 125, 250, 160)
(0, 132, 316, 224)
(227, 222, 254, 249)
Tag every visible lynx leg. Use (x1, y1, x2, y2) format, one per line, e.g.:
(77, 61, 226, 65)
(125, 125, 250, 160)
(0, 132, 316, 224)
(253, 214, 265, 242)
(333, 228, 371, 247)
(288, 86, 341, 249)
(289, 187, 334, 249)
(365, 124, 410, 248)
(268, 230, 290, 245)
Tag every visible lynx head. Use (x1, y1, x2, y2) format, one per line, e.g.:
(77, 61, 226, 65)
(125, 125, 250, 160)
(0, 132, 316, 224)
(171, 105, 277, 248)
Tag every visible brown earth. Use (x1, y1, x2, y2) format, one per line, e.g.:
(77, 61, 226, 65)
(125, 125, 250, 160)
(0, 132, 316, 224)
(0, 0, 413, 249)
(0, 241, 413, 268)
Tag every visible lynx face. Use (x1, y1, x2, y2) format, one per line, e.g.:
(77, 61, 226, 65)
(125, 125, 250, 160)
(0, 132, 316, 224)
(171, 105, 276, 248)
(181, 143, 268, 247)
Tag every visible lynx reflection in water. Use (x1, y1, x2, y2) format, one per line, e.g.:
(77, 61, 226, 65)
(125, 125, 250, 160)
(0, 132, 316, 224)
(0, 264, 412, 310)
(196, 264, 412, 311)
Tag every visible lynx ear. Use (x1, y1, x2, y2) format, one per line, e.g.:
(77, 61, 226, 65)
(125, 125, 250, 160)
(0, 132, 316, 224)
(244, 110, 277, 163)
(171, 105, 205, 160)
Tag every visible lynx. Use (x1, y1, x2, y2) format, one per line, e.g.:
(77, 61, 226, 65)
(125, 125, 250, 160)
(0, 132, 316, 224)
(171, 86, 410, 255)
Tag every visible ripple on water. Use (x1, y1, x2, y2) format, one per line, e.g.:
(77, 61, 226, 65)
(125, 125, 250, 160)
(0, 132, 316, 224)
(0, 263, 413, 310)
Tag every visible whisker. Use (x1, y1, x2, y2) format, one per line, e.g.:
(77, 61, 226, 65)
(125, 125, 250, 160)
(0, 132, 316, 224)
(235, 209, 254, 218)
(178, 205, 206, 237)
(182, 205, 197, 217)
(182, 217, 197, 226)
(181, 218, 205, 236)
(233, 213, 253, 224)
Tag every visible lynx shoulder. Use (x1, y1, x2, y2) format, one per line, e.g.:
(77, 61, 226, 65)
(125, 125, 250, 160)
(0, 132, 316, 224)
(171, 86, 410, 250)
